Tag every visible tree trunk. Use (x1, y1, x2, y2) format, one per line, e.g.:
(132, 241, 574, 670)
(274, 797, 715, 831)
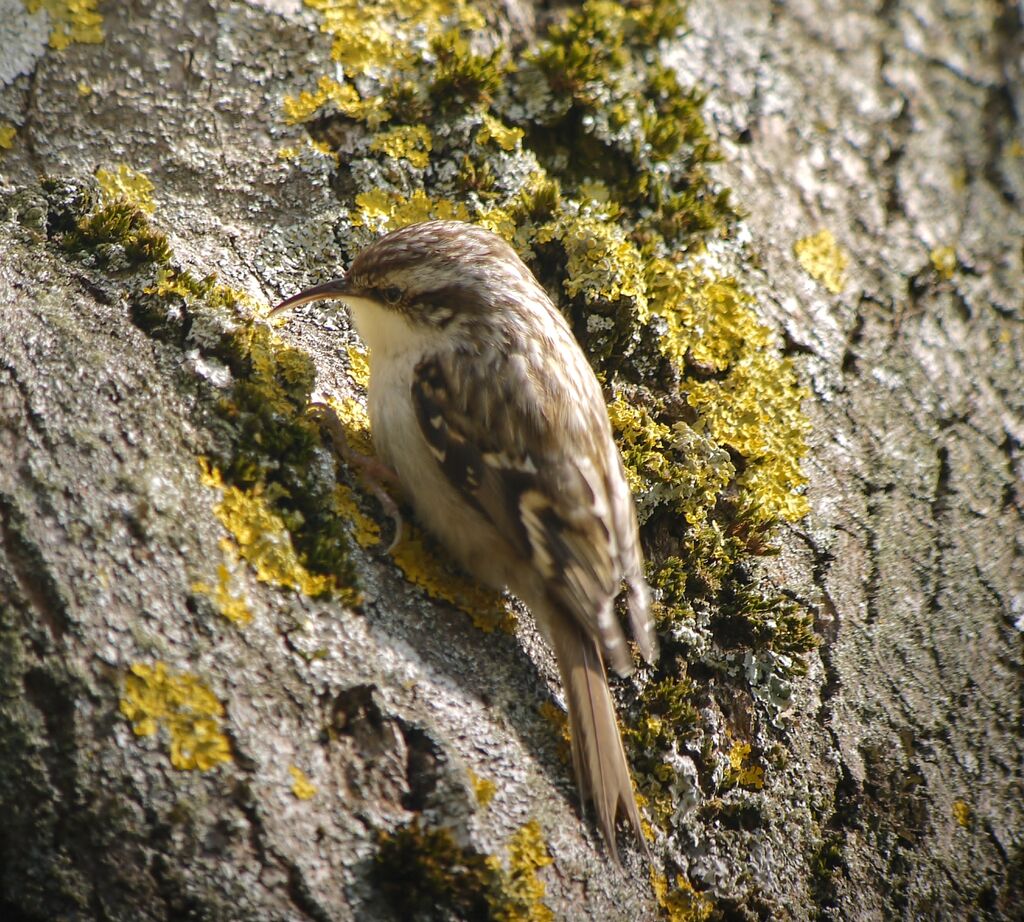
(0, 0, 1020, 919)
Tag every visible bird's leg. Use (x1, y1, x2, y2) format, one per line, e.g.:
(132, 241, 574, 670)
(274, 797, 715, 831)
(306, 401, 404, 551)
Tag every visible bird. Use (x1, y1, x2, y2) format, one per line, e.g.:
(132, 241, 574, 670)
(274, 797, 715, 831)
(270, 220, 658, 861)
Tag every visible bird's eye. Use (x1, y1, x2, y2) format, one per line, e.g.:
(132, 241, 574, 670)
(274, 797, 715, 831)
(381, 285, 402, 305)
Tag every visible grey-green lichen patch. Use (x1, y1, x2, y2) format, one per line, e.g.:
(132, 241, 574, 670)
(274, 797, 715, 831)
(0, 0, 49, 87)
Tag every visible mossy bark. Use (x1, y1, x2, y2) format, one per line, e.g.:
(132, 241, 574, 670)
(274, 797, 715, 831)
(0, 1, 1021, 920)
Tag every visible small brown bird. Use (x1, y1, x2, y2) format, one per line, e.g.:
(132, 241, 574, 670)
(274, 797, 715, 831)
(271, 220, 657, 861)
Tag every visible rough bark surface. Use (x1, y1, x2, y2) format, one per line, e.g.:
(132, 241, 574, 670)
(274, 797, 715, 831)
(0, 1, 1021, 921)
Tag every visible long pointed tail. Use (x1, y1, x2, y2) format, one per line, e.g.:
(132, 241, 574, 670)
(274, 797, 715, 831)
(547, 609, 646, 863)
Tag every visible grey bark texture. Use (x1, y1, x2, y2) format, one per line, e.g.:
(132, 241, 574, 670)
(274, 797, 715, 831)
(0, 1, 1021, 920)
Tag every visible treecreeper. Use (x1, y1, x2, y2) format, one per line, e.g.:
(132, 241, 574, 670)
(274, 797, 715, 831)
(271, 220, 658, 862)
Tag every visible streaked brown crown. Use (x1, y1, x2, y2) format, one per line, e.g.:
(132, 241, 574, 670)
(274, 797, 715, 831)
(346, 221, 554, 325)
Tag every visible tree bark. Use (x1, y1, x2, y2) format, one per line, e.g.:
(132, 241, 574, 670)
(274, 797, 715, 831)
(0, 1, 1020, 920)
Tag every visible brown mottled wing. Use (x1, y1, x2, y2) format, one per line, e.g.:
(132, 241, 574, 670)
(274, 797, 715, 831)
(411, 348, 638, 674)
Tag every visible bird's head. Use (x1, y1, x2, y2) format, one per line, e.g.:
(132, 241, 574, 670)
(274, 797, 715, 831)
(269, 220, 549, 333)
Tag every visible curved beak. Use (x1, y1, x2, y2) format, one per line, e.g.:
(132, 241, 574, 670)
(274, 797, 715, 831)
(268, 277, 351, 317)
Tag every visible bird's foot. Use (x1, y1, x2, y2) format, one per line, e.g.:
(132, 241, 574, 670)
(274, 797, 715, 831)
(307, 401, 404, 551)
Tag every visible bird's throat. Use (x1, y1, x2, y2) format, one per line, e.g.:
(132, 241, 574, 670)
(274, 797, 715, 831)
(344, 295, 435, 361)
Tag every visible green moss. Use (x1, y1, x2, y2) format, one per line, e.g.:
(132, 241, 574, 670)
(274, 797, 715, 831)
(41, 176, 172, 270)
(623, 675, 701, 827)
(809, 832, 845, 910)
(374, 820, 553, 921)
(715, 580, 818, 670)
(430, 30, 505, 110)
(513, 1, 730, 234)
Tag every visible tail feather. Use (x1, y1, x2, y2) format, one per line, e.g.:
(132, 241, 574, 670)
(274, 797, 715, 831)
(549, 610, 646, 864)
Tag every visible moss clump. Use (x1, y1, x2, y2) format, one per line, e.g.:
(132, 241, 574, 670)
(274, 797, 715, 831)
(42, 176, 172, 270)
(430, 30, 506, 110)
(374, 820, 553, 921)
(714, 579, 818, 670)
(515, 1, 730, 236)
(622, 674, 701, 826)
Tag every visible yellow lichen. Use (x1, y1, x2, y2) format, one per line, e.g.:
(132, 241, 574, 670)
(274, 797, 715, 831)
(495, 820, 554, 922)
(77, 80, 92, 96)
(0, 122, 15, 150)
(633, 791, 657, 844)
(283, 0, 488, 135)
(26, 0, 104, 50)
(289, 765, 318, 800)
(354, 188, 471, 232)
(333, 482, 382, 548)
(376, 818, 553, 920)
(370, 124, 433, 168)
(476, 113, 524, 151)
(278, 137, 341, 163)
(929, 245, 957, 280)
(726, 741, 765, 790)
(282, 74, 388, 127)
(191, 563, 254, 625)
(198, 458, 337, 596)
(608, 395, 734, 528)
(537, 701, 571, 765)
(650, 869, 715, 922)
(94, 164, 156, 213)
(120, 662, 232, 771)
(328, 392, 373, 456)
(468, 768, 497, 808)
(578, 180, 611, 204)
(608, 397, 675, 496)
(535, 212, 648, 318)
(687, 350, 811, 526)
(304, 0, 484, 75)
(346, 344, 371, 388)
(794, 228, 848, 294)
(390, 525, 515, 633)
(646, 261, 811, 529)
(952, 799, 972, 828)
